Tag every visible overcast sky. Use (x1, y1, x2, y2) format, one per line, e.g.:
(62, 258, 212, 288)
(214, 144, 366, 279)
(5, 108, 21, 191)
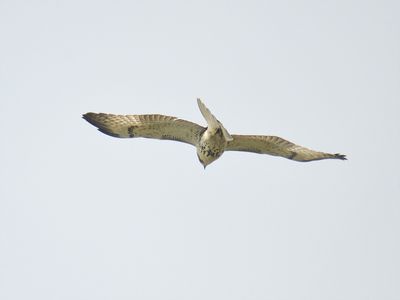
(1, 1, 399, 299)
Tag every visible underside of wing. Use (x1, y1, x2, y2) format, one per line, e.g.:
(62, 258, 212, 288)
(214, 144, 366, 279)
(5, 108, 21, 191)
(226, 135, 346, 162)
(82, 113, 205, 146)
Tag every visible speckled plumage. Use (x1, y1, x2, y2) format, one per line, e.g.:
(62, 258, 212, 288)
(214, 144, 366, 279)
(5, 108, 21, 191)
(83, 99, 346, 168)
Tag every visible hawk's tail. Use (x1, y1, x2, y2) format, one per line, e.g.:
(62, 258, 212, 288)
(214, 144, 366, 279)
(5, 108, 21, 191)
(197, 98, 233, 141)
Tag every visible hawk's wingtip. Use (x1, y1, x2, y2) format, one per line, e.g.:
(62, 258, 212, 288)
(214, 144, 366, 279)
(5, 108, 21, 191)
(82, 112, 94, 120)
(335, 153, 347, 160)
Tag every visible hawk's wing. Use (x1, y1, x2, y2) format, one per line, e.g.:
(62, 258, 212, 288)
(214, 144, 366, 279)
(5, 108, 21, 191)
(83, 113, 205, 146)
(226, 135, 346, 162)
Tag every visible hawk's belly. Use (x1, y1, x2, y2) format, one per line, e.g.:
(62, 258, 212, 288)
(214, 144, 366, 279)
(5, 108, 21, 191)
(196, 130, 227, 167)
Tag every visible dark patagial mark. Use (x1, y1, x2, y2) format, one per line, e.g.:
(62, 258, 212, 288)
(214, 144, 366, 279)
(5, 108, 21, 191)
(128, 126, 138, 137)
(288, 151, 297, 160)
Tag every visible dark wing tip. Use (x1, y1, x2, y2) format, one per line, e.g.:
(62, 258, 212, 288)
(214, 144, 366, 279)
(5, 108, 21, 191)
(82, 112, 92, 118)
(334, 153, 347, 160)
(82, 112, 97, 124)
(82, 112, 102, 130)
(82, 112, 123, 138)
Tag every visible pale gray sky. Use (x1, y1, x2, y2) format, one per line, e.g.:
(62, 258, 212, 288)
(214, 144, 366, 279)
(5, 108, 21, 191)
(1, 0, 399, 299)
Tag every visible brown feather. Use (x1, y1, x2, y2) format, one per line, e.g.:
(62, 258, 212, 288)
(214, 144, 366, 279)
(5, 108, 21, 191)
(226, 135, 346, 162)
(82, 113, 205, 146)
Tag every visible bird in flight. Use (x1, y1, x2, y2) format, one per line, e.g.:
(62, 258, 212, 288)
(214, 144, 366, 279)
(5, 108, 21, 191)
(83, 99, 346, 168)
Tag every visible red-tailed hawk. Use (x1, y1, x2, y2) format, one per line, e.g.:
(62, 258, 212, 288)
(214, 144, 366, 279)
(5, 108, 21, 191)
(83, 99, 346, 168)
